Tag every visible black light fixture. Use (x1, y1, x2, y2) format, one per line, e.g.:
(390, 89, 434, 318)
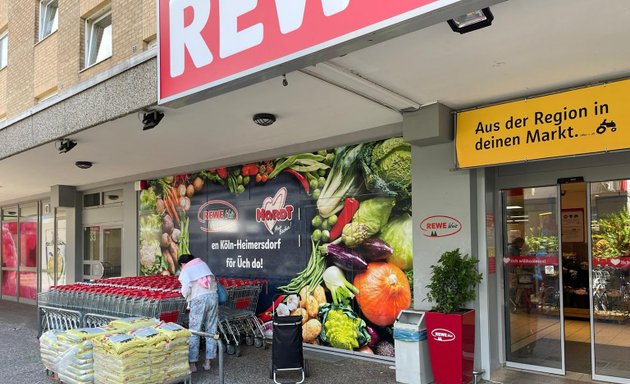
(142, 110, 164, 130)
(448, 7, 493, 34)
(57, 138, 77, 154)
(253, 113, 276, 126)
(75, 161, 93, 169)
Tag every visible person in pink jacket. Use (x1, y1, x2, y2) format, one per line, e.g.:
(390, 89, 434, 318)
(178, 254, 218, 372)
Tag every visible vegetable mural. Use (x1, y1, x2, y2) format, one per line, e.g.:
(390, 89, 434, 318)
(138, 137, 413, 357)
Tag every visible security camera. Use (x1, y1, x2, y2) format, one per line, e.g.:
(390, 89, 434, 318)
(57, 139, 77, 154)
(142, 110, 164, 130)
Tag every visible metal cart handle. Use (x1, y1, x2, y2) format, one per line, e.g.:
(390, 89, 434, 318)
(189, 330, 225, 384)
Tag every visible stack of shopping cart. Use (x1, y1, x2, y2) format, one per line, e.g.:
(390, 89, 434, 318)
(216, 278, 267, 356)
(93, 275, 181, 290)
(38, 278, 187, 334)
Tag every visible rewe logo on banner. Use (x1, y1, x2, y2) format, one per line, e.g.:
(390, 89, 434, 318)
(167, 0, 351, 78)
(158, 0, 452, 104)
(256, 187, 295, 235)
(197, 200, 239, 233)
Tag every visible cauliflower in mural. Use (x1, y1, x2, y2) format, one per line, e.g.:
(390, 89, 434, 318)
(139, 239, 163, 275)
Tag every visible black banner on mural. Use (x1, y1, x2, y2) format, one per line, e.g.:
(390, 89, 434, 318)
(188, 173, 309, 278)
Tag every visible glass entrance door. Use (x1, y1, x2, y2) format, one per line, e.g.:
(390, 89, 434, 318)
(589, 180, 630, 381)
(502, 186, 564, 374)
(83, 225, 122, 280)
(503, 180, 630, 381)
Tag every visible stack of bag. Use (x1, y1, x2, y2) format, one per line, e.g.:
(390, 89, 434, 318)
(40, 329, 64, 373)
(93, 332, 152, 384)
(92, 321, 191, 384)
(155, 322, 193, 380)
(39, 327, 112, 384)
(39, 317, 191, 384)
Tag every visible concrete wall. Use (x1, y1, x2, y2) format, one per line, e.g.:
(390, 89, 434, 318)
(411, 142, 474, 310)
(410, 140, 500, 377)
(0, 56, 156, 161)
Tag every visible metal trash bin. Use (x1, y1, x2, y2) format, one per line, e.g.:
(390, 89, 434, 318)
(393, 310, 433, 384)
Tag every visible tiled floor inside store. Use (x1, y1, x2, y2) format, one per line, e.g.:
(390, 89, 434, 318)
(506, 312, 630, 380)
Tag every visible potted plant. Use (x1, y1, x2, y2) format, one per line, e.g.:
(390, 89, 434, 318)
(425, 249, 483, 384)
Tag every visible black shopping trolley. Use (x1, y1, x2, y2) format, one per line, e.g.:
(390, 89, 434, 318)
(270, 313, 309, 384)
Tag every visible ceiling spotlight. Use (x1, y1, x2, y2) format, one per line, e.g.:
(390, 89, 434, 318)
(448, 8, 493, 34)
(57, 139, 77, 154)
(75, 161, 93, 169)
(253, 113, 276, 126)
(142, 110, 164, 131)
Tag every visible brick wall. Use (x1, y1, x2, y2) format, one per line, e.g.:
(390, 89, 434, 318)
(1, 0, 157, 120)
(6, 2, 37, 116)
(34, 33, 58, 99)
(0, 69, 6, 118)
(0, 0, 7, 28)
(143, 0, 156, 43)
(0, 0, 6, 117)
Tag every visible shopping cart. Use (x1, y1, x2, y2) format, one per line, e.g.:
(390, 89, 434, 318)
(216, 278, 268, 356)
(37, 280, 188, 336)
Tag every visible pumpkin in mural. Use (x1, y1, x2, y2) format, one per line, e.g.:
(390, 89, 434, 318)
(353, 262, 411, 326)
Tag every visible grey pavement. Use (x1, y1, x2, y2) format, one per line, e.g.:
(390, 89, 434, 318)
(0, 299, 601, 384)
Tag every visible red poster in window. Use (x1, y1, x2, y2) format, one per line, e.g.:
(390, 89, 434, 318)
(158, 0, 460, 105)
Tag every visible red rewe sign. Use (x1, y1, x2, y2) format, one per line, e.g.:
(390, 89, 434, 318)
(158, 0, 460, 105)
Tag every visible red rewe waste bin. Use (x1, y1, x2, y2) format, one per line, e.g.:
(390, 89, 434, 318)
(425, 309, 475, 384)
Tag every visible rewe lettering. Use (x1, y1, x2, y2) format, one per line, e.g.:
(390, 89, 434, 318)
(169, 0, 351, 77)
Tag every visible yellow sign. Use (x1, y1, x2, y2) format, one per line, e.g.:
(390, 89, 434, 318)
(455, 79, 630, 168)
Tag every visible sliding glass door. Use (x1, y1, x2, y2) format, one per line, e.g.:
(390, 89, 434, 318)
(590, 180, 630, 382)
(503, 186, 564, 374)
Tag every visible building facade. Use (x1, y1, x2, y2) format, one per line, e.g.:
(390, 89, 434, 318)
(1, 1, 630, 382)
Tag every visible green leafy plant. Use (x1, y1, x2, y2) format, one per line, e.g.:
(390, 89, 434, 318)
(592, 209, 630, 258)
(425, 249, 483, 313)
(525, 228, 558, 253)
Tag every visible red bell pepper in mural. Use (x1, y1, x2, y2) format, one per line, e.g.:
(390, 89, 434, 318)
(284, 169, 310, 193)
(216, 168, 228, 179)
(329, 198, 360, 241)
(241, 163, 259, 177)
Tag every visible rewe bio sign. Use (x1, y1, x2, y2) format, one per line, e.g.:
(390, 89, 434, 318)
(158, 0, 462, 105)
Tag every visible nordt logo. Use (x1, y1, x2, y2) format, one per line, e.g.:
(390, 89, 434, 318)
(197, 200, 238, 233)
(256, 187, 295, 235)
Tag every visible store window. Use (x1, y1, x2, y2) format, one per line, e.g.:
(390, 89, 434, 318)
(1, 208, 18, 298)
(0, 32, 7, 70)
(39, 0, 59, 41)
(41, 204, 66, 292)
(85, 7, 112, 67)
(20, 204, 38, 268)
